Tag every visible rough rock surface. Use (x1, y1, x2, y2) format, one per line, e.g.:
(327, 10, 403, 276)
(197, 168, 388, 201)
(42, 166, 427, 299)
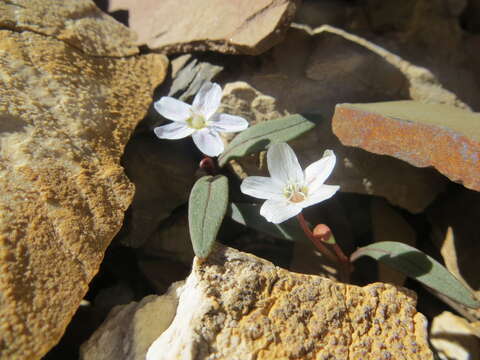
(107, 0, 300, 55)
(0, 0, 138, 56)
(147, 245, 433, 360)
(80, 283, 182, 360)
(0, 22, 167, 360)
(332, 101, 480, 192)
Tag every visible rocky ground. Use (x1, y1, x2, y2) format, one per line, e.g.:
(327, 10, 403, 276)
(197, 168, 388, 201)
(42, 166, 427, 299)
(0, 0, 479, 359)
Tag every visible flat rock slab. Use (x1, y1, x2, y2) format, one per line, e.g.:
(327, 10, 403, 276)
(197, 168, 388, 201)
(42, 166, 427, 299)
(107, 0, 300, 55)
(146, 245, 433, 360)
(0, 22, 167, 360)
(333, 101, 480, 191)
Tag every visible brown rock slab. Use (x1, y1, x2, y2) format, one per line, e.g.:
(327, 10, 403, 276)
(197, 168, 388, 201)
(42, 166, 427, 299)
(0, 0, 138, 56)
(0, 28, 167, 360)
(332, 101, 480, 191)
(107, 0, 300, 55)
(146, 245, 433, 360)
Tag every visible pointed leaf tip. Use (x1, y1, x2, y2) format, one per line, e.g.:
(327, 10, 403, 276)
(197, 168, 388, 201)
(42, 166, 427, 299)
(351, 241, 480, 309)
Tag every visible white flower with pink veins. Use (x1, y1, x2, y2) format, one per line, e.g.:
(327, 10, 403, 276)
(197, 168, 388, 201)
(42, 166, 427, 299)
(241, 142, 340, 224)
(153, 82, 249, 157)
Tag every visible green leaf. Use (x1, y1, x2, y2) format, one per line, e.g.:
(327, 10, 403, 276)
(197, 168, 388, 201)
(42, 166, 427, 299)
(188, 175, 229, 259)
(351, 241, 480, 308)
(218, 114, 315, 167)
(230, 203, 309, 242)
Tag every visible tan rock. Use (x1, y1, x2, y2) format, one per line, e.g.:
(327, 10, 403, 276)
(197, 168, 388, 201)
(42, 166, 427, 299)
(107, 0, 300, 55)
(430, 311, 480, 360)
(371, 198, 416, 286)
(80, 283, 182, 360)
(219, 81, 289, 127)
(147, 245, 433, 360)
(0, 28, 167, 359)
(428, 187, 480, 321)
(0, 0, 138, 56)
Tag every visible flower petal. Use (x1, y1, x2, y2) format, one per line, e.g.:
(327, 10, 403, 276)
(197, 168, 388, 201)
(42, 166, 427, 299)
(154, 97, 191, 122)
(192, 129, 224, 157)
(260, 199, 302, 224)
(301, 185, 340, 208)
(304, 150, 336, 192)
(211, 113, 249, 133)
(192, 82, 222, 119)
(240, 176, 284, 200)
(154, 122, 194, 139)
(267, 143, 304, 186)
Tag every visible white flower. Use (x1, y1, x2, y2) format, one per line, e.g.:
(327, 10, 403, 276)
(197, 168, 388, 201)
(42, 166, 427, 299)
(153, 82, 249, 157)
(240, 143, 340, 224)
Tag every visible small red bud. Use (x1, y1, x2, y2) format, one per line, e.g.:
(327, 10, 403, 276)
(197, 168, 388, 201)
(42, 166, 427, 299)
(313, 224, 333, 243)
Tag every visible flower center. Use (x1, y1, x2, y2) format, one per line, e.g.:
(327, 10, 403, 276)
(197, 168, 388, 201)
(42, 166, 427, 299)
(186, 114, 207, 130)
(283, 183, 308, 203)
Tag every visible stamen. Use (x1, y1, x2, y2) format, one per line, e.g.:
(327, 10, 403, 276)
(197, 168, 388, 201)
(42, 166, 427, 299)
(283, 183, 308, 203)
(186, 114, 206, 130)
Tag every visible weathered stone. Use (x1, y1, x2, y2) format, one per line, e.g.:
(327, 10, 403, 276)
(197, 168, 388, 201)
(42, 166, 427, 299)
(146, 245, 433, 360)
(0, 27, 167, 360)
(107, 0, 300, 55)
(0, 0, 138, 56)
(80, 282, 182, 360)
(120, 132, 197, 247)
(430, 311, 480, 360)
(428, 186, 480, 321)
(371, 198, 416, 286)
(332, 101, 480, 192)
(221, 81, 447, 213)
(169, 55, 224, 101)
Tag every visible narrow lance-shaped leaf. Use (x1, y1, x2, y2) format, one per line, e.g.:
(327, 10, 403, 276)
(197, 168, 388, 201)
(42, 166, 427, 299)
(218, 114, 315, 166)
(188, 175, 229, 259)
(230, 203, 309, 243)
(351, 241, 480, 308)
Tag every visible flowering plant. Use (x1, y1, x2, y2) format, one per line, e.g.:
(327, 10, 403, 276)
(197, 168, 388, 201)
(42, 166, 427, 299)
(241, 143, 339, 224)
(154, 82, 248, 157)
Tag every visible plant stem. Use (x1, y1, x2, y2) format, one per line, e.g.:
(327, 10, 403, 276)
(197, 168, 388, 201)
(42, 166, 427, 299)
(312, 224, 352, 274)
(297, 213, 336, 263)
(298, 213, 352, 282)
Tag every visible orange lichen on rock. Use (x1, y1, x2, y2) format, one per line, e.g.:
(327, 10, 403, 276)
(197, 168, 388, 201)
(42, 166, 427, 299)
(147, 245, 433, 360)
(0, 28, 167, 360)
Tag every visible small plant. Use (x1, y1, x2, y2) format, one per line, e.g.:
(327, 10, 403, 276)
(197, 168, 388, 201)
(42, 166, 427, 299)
(154, 82, 480, 310)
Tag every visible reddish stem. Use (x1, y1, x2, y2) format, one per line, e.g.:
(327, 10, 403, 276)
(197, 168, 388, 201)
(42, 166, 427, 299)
(297, 213, 337, 263)
(313, 224, 352, 275)
(298, 214, 352, 282)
